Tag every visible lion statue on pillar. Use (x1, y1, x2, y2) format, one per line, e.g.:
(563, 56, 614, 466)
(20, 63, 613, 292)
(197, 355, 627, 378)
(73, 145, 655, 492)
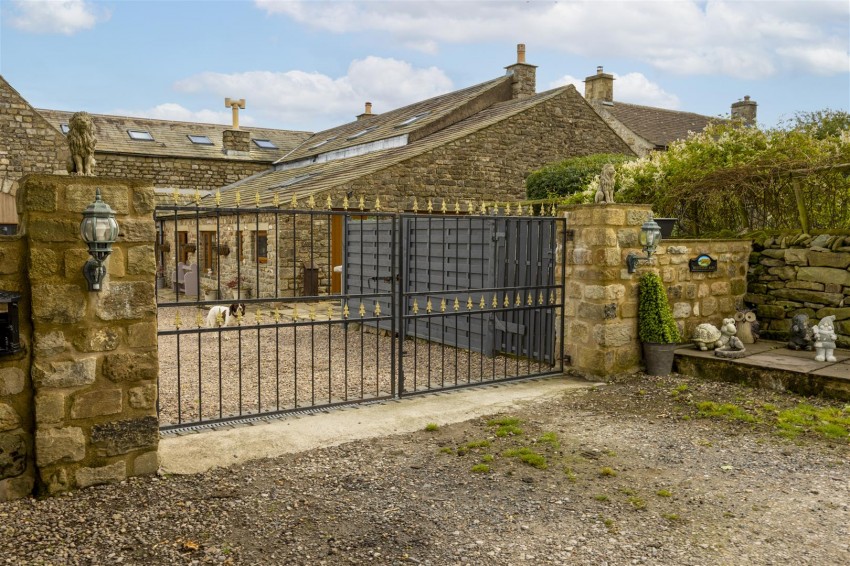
(66, 111, 97, 176)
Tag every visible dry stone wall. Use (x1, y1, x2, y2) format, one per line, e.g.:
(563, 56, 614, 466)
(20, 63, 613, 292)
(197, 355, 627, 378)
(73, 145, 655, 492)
(745, 233, 850, 346)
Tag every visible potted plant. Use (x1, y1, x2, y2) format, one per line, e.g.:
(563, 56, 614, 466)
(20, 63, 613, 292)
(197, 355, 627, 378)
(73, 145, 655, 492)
(216, 243, 231, 257)
(201, 281, 218, 301)
(183, 242, 197, 254)
(159, 240, 171, 253)
(226, 276, 252, 299)
(638, 271, 681, 376)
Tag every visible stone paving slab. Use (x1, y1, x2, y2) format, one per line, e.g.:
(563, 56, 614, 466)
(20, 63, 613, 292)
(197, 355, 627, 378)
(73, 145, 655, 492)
(811, 359, 850, 380)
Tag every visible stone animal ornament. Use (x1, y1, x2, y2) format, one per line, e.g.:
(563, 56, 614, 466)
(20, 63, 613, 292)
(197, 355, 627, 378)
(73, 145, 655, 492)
(594, 163, 616, 204)
(715, 320, 747, 358)
(788, 314, 813, 351)
(813, 315, 837, 363)
(692, 323, 722, 351)
(734, 309, 759, 344)
(66, 111, 97, 176)
(717, 318, 737, 348)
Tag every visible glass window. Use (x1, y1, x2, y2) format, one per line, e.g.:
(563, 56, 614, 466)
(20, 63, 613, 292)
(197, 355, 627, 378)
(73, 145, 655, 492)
(128, 129, 154, 141)
(188, 134, 213, 145)
(253, 139, 277, 149)
(347, 126, 377, 140)
(253, 231, 268, 263)
(59, 124, 70, 134)
(395, 112, 430, 127)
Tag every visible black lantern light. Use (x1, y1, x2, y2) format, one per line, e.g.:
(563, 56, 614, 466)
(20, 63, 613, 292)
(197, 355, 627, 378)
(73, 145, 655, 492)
(626, 215, 662, 273)
(80, 188, 119, 291)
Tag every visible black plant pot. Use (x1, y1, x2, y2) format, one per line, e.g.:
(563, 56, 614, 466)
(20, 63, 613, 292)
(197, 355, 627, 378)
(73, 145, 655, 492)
(655, 218, 677, 238)
(642, 342, 680, 376)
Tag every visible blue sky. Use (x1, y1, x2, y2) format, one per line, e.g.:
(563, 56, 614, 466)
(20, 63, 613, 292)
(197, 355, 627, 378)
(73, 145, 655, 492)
(1, 0, 848, 133)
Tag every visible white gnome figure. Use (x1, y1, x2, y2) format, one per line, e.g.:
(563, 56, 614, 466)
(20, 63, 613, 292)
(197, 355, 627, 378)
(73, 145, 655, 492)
(813, 315, 837, 363)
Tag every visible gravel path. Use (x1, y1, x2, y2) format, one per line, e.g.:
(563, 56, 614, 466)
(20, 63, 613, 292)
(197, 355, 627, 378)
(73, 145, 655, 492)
(2, 372, 849, 565)
(157, 305, 550, 427)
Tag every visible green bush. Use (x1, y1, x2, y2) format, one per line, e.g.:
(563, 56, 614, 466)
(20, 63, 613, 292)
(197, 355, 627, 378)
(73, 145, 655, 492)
(637, 272, 680, 344)
(525, 153, 635, 201)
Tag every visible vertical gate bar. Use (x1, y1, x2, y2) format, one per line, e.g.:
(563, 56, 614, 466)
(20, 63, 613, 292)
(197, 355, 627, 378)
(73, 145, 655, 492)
(172, 207, 179, 304)
(218, 324, 223, 419)
(328, 210, 333, 403)
(454, 213, 459, 386)
(441, 216, 446, 388)
(238, 321, 243, 416)
(310, 210, 316, 407)
(276, 321, 281, 411)
(360, 215, 365, 399)
(293, 318, 299, 409)
(274, 209, 280, 298)
(292, 209, 296, 300)
(198, 320, 202, 423)
(426, 215, 432, 390)
(176, 330, 182, 424)
(343, 212, 349, 401)
(466, 215, 472, 384)
(560, 215, 567, 373)
(393, 214, 400, 397)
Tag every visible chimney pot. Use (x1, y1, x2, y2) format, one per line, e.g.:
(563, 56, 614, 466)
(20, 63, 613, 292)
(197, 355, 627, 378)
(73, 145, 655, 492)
(597, 65, 603, 74)
(517, 44, 526, 64)
(365, 102, 372, 115)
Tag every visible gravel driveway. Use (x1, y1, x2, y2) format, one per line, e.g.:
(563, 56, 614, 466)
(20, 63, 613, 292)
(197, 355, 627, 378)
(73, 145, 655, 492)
(2, 371, 848, 565)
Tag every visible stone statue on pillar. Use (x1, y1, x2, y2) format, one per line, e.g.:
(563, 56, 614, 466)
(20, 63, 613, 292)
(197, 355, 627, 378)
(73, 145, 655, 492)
(595, 163, 615, 204)
(66, 111, 97, 176)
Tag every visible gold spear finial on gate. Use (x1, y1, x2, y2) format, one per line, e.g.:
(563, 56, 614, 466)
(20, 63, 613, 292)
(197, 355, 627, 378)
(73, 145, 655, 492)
(467, 201, 474, 214)
(255, 307, 263, 324)
(427, 199, 434, 214)
(479, 296, 485, 309)
(273, 307, 281, 322)
(440, 199, 448, 214)
(308, 195, 316, 209)
(194, 188, 202, 206)
(235, 309, 244, 325)
(374, 196, 382, 211)
(412, 299, 419, 314)
(272, 193, 280, 208)
(292, 303, 299, 321)
(235, 189, 242, 207)
(174, 311, 182, 329)
(172, 187, 180, 205)
(215, 311, 225, 328)
(480, 201, 487, 214)
(515, 293, 522, 307)
(426, 298, 433, 314)
(412, 197, 419, 213)
(440, 298, 447, 312)
(374, 302, 381, 317)
(527, 292, 533, 306)
(504, 294, 510, 308)
(215, 189, 222, 207)
(291, 195, 298, 208)
(342, 195, 350, 210)
(467, 296, 473, 310)
(454, 200, 460, 214)
(550, 202, 557, 216)
(516, 203, 523, 216)
(492, 294, 498, 308)
(326, 195, 333, 210)
(358, 195, 365, 211)
(255, 191, 261, 207)
(453, 297, 460, 311)
(358, 302, 366, 317)
(343, 303, 350, 318)
(539, 291, 545, 305)
(505, 202, 512, 215)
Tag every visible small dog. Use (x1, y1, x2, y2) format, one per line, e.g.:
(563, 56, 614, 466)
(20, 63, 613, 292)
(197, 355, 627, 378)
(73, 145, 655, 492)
(206, 303, 246, 328)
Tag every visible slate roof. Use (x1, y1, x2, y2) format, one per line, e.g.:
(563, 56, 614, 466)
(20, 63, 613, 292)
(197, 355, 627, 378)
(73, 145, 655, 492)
(600, 102, 718, 148)
(36, 109, 312, 162)
(212, 85, 573, 208)
(276, 76, 513, 165)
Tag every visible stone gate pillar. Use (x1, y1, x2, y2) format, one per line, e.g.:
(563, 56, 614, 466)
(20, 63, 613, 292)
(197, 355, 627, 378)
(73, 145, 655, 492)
(563, 204, 653, 376)
(20, 175, 159, 495)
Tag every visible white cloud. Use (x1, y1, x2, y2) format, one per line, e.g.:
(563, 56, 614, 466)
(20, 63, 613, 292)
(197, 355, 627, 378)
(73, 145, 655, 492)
(109, 104, 241, 127)
(255, 0, 850, 78)
(9, 0, 108, 35)
(172, 56, 453, 131)
(550, 72, 680, 109)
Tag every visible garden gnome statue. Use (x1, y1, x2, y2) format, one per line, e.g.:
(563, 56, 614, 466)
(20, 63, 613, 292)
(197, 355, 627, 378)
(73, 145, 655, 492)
(812, 315, 837, 362)
(594, 163, 616, 204)
(788, 314, 813, 351)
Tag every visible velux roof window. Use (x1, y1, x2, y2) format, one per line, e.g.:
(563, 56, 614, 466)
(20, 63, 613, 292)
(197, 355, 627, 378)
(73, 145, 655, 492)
(253, 139, 278, 149)
(128, 129, 154, 141)
(187, 134, 213, 145)
(59, 124, 70, 134)
(347, 126, 378, 140)
(274, 174, 314, 189)
(310, 136, 338, 150)
(395, 112, 430, 128)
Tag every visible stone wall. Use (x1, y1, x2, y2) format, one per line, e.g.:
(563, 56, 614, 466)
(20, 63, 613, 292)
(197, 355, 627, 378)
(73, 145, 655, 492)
(745, 233, 850, 346)
(0, 234, 34, 501)
(5, 174, 159, 499)
(96, 154, 269, 192)
(562, 204, 750, 376)
(0, 76, 69, 224)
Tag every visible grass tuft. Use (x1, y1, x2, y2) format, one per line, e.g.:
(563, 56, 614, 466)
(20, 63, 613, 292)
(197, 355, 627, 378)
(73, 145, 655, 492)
(599, 466, 617, 477)
(503, 447, 547, 469)
(424, 423, 439, 432)
(471, 464, 490, 474)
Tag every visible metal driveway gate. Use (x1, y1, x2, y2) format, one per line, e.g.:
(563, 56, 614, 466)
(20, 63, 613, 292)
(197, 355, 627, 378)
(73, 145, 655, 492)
(156, 201, 564, 432)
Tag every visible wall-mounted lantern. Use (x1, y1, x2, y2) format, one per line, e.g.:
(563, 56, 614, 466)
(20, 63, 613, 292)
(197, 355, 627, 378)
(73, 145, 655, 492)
(626, 215, 662, 273)
(0, 291, 21, 356)
(80, 188, 119, 291)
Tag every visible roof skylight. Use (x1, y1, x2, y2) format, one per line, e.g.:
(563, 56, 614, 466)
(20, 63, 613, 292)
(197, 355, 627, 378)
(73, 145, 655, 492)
(128, 129, 154, 141)
(395, 112, 430, 128)
(59, 124, 70, 135)
(309, 136, 338, 150)
(274, 174, 314, 189)
(188, 134, 213, 145)
(253, 139, 278, 149)
(347, 126, 378, 140)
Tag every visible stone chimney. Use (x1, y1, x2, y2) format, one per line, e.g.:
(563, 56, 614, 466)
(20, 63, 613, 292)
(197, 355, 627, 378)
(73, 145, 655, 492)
(356, 102, 376, 121)
(584, 66, 614, 103)
(223, 97, 251, 153)
(731, 95, 757, 126)
(505, 43, 537, 100)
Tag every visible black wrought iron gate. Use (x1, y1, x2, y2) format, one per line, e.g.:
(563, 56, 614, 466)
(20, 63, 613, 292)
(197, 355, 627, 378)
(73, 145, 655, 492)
(156, 202, 565, 432)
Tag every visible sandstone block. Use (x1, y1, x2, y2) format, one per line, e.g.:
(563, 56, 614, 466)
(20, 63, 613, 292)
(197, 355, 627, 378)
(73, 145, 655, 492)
(666, 245, 688, 255)
(32, 358, 96, 389)
(759, 258, 784, 267)
(91, 416, 158, 456)
(592, 323, 633, 347)
(771, 288, 843, 307)
(702, 296, 718, 316)
(786, 280, 825, 291)
(28, 218, 79, 242)
(28, 248, 59, 279)
(0, 472, 34, 501)
(127, 245, 156, 275)
(0, 431, 27, 480)
(710, 281, 730, 295)
(568, 320, 590, 344)
(75, 461, 127, 489)
(44, 467, 70, 495)
(72, 328, 120, 352)
(31, 284, 86, 324)
(118, 219, 156, 242)
(70, 389, 123, 420)
(132, 450, 159, 476)
(757, 304, 786, 320)
(815, 307, 850, 321)
(767, 266, 796, 280)
(35, 391, 65, 425)
(0, 367, 25, 396)
(0, 404, 20, 432)
(35, 427, 86, 467)
(106, 247, 125, 277)
(95, 282, 155, 321)
(132, 188, 156, 214)
(22, 180, 58, 212)
(672, 302, 691, 319)
(0, 247, 22, 275)
(760, 249, 785, 259)
(797, 266, 850, 287)
(103, 352, 157, 383)
(34, 331, 66, 357)
(128, 384, 157, 410)
(127, 322, 156, 348)
(63, 248, 90, 280)
(66, 185, 129, 215)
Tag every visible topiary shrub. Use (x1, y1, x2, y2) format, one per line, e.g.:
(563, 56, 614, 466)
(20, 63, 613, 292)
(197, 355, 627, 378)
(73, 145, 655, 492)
(525, 153, 635, 201)
(638, 272, 680, 344)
